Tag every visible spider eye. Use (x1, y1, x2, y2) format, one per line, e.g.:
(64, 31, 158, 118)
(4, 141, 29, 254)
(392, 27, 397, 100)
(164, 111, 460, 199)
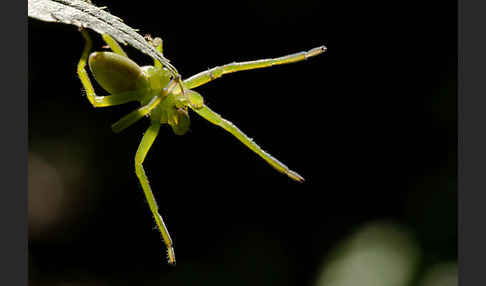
(170, 109, 190, 136)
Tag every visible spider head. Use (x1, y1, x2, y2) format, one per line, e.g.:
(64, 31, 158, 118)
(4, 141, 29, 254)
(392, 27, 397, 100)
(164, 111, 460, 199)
(160, 86, 204, 136)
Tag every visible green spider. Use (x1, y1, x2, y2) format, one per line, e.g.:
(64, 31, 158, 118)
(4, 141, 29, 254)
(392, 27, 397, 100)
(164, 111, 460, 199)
(77, 29, 326, 264)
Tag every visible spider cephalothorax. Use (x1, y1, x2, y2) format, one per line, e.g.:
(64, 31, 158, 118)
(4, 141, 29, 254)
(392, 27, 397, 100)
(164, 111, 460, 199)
(77, 29, 326, 264)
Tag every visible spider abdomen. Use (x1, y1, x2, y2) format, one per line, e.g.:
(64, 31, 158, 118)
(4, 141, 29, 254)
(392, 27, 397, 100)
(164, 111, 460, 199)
(88, 52, 149, 94)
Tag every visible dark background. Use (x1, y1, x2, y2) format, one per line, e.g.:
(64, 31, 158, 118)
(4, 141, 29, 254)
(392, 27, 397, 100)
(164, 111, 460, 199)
(28, 0, 457, 285)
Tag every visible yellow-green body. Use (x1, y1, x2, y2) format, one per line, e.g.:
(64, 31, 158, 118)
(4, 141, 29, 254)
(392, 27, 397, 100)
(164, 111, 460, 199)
(77, 30, 326, 265)
(88, 51, 192, 135)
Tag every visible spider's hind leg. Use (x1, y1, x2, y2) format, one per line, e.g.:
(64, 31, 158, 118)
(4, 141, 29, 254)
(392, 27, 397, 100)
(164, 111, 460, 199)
(77, 29, 98, 107)
(148, 36, 164, 68)
(101, 34, 128, 57)
(77, 30, 142, 108)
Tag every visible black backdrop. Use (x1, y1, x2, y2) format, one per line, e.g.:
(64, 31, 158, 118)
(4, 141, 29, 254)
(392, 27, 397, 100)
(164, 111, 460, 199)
(29, 0, 457, 285)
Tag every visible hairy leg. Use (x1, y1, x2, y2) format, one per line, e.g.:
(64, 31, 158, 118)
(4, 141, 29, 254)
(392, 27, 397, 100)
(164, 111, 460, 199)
(135, 114, 176, 265)
(111, 95, 162, 133)
(189, 99, 304, 182)
(101, 34, 128, 57)
(152, 37, 164, 69)
(183, 45, 326, 89)
(78, 30, 140, 107)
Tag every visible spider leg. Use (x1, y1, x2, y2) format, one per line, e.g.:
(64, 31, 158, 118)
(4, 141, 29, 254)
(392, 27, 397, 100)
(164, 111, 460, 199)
(144, 36, 185, 98)
(78, 30, 139, 107)
(101, 34, 128, 57)
(111, 95, 162, 133)
(151, 37, 164, 69)
(183, 45, 326, 89)
(189, 102, 304, 182)
(91, 90, 147, 107)
(112, 80, 177, 133)
(135, 112, 176, 265)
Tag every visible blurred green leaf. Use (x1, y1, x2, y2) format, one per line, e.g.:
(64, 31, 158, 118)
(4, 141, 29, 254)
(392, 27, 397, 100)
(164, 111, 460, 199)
(315, 221, 421, 286)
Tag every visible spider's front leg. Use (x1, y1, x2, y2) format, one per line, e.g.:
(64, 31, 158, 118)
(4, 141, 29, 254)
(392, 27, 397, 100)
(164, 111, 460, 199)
(183, 45, 326, 89)
(135, 110, 176, 265)
(186, 91, 304, 182)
